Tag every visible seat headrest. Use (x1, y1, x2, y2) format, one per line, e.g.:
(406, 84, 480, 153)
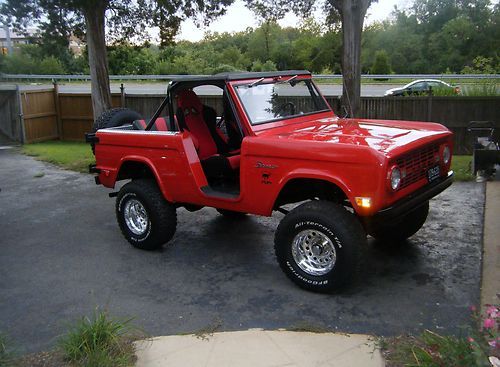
(177, 90, 203, 116)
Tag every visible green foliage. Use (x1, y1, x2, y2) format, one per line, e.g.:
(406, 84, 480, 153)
(392, 330, 478, 367)
(383, 305, 500, 367)
(2, 1, 500, 77)
(449, 156, 473, 181)
(462, 56, 499, 74)
(462, 82, 500, 96)
(371, 50, 392, 75)
(38, 56, 66, 74)
(0, 333, 14, 367)
(59, 309, 136, 367)
(108, 45, 156, 75)
(251, 60, 277, 72)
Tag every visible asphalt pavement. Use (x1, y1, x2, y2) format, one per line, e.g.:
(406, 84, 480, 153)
(0, 148, 484, 354)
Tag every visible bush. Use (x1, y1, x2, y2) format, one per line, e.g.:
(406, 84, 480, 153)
(0, 53, 38, 74)
(371, 50, 392, 75)
(59, 309, 137, 367)
(383, 305, 500, 367)
(38, 56, 66, 74)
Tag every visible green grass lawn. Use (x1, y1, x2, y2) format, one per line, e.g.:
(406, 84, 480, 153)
(451, 155, 473, 181)
(22, 140, 94, 173)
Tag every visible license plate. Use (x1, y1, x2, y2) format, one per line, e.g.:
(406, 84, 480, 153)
(427, 166, 440, 182)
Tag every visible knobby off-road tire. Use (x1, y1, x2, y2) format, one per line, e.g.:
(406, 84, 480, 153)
(216, 209, 247, 219)
(369, 201, 429, 244)
(274, 200, 366, 293)
(93, 108, 142, 132)
(116, 179, 176, 250)
(91, 108, 142, 155)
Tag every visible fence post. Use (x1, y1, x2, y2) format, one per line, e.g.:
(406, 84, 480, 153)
(120, 83, 125, 107)
(53, 80, 62, 139)
(15, 85, 26, 144)
(427, 87, 433, 121)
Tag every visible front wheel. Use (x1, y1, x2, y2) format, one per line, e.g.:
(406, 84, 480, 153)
(274, 200, 366, 293)
(116, 179, 177, 250)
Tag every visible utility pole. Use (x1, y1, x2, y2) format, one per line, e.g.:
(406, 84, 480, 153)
(3, 23, 13, 54)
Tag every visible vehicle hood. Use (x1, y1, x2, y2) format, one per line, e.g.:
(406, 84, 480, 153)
(384, 87, 403, 95)
(257, 116, 451, 156)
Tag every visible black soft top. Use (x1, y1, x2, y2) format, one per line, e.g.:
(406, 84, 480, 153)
(168, 70, 311, 83)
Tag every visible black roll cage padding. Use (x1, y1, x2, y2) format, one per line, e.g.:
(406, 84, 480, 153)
(223, 85, 245, 139)
(146, 85, 172, 131)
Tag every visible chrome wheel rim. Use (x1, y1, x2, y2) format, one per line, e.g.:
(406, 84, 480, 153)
(124, 199, 149, 235)
(292, 229, 336, 276)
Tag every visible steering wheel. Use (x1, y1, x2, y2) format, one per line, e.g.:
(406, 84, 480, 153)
(276, 101, 296, 116)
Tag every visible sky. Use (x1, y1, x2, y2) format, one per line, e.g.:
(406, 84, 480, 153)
(175, 0, 412, 42)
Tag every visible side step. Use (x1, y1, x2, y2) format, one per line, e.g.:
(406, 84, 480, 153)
(200, 186, 239, 200)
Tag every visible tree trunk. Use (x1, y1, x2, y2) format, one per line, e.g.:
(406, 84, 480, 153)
(338, 0, 370, 118)
(84, 3, 112, 121)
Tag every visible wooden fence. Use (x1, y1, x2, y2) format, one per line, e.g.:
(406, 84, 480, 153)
(10, 86, 500, 154)
(59, 93, 121, 140)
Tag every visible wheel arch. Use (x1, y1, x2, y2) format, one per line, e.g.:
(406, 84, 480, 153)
(273, 174, 352, 211)
(117, 157, 174, 202)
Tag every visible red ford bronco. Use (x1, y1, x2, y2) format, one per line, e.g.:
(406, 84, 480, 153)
(86, 70, 454, 293)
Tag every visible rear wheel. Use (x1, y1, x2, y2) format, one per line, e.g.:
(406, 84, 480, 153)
(116, 179, 176, 250)
(369, 202, 429, 243)
(274, 200, 365, 293)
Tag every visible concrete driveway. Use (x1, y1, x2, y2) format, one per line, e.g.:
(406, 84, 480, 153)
(0, 148, 484, 354)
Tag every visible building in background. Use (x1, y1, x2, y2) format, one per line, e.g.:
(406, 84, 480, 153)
(0, 27, 37, 55)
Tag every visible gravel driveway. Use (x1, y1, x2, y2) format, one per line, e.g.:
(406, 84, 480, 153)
(0, 148, 484, 353)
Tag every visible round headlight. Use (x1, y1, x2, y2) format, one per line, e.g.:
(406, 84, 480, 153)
(390, 166, 401, 191)
(442, 146, 451, 165)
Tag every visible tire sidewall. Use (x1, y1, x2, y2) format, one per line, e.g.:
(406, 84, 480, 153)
(94, 108, 142, 132)
(277, 217, 351, 291)
(117, 191, 153, 244)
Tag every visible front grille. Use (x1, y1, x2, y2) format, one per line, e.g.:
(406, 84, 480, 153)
(395, 144, 440, 189)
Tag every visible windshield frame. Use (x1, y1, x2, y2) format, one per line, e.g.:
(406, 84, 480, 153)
(232, 77, 332, 126)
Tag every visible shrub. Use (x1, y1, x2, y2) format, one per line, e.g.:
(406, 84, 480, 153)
(371, 50, 392, 75)
(38, 56, 66, 74)
(383, 305, 500, 367)
(59, 309, 136, 367)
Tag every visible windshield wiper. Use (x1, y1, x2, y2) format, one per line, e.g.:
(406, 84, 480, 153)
(248, 77, 265, 88)
(276, 75, 298, 85)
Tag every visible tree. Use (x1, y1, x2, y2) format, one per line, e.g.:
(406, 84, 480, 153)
(2, 0, 234, 120)
(328, 0, 374, 116)
(245, 0, 375, 117)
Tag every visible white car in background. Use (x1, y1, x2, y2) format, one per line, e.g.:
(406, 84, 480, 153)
(385, 79, 460, 96)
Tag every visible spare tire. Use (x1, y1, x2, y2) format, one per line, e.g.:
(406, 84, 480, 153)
(93, 108, 142, 132)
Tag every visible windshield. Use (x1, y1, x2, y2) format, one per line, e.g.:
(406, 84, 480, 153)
(234, 79, 330, 125)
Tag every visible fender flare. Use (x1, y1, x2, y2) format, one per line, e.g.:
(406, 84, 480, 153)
(117, 156, 174, 202)
(270, 171, 353, 213)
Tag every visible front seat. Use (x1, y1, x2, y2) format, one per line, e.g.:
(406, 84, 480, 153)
(176, 89, 240, 181)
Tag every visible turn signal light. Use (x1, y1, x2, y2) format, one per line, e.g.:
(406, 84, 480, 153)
(355, 197, 372, 208)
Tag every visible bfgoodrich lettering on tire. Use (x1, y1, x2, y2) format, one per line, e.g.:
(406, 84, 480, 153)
(274, 200, 366, 293)
(116, 179, 176, 250)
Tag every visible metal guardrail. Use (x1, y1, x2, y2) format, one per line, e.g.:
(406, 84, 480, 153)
(0, 73, 499, 81)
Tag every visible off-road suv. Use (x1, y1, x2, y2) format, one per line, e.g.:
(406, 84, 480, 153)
(86, 70, 454, 293)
